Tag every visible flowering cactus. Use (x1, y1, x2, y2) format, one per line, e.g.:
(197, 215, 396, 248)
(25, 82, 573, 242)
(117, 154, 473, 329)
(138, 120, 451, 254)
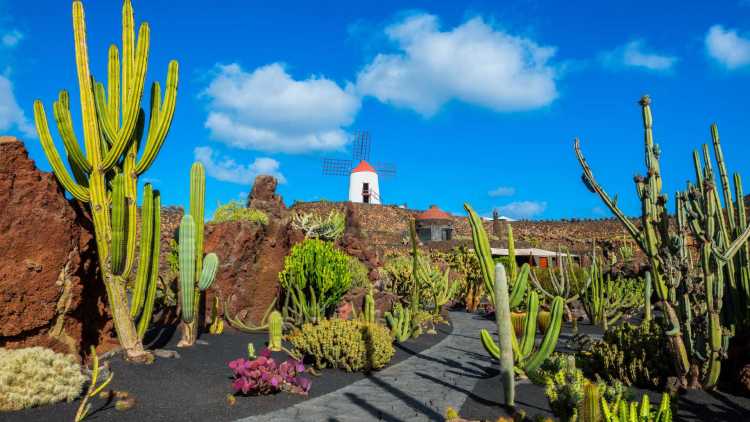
(228, 348, 311, 396)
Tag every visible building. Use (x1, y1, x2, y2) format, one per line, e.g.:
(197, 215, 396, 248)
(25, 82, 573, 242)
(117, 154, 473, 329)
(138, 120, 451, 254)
(490, 247, 579, 269)
(416, 205, 453, 242)
(349, 160, 381, 204)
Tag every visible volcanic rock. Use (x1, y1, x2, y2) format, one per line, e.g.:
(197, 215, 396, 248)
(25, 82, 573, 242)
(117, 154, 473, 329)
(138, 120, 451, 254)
(247, 175, 286, 219)
(0, 137, 114, 360)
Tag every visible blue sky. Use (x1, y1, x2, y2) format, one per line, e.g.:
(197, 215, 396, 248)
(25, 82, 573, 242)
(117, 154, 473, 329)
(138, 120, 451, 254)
(3, 0, 750, 219)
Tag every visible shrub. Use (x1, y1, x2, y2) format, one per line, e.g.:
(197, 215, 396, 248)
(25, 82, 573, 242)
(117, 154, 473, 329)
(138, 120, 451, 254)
(228, 348, 310, 396)
(0, 347, 87, 411)
(279, 239, 352, 324)
(348, 256, 371, 290)
(292, 210, 345, 241)
(212, 201, 269, 225)
(287, 319, 394, 372)
(577, 322, 671, 389)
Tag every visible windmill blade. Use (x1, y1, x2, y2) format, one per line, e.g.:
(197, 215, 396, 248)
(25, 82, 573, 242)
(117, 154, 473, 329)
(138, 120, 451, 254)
(351, 130, 371, 163)
(373, 162, 397, 179)
(322, 158, 352, 176)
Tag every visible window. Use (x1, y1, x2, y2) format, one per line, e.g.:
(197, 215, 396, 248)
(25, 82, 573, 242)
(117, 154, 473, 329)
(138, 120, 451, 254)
(362, 183, 370, 203)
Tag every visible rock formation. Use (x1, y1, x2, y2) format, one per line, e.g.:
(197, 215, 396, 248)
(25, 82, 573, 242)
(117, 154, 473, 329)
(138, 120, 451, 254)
(0, 137, 114, 360)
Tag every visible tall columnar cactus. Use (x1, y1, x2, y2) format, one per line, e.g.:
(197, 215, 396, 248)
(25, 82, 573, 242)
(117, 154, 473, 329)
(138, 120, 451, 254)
(384, 303, 417, 343)
(574, 95, 750, 389)
(363, 290, 376, 323)
(33, 0, 178, 361)
(491, 264, 515, 407)
(177, 162, 219, 347)
(465, 204, 528, 309)
(481, 289, 564, 374)
(268, 310, 282, 352)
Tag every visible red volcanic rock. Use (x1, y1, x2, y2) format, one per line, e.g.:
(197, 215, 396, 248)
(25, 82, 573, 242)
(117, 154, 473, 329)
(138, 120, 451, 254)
(247, 175, 286, 218)
(0, 137, 114, 360)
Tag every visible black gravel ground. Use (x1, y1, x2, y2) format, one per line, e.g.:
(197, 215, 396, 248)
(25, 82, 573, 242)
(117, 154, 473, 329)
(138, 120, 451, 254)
(4, 321, 452, 422)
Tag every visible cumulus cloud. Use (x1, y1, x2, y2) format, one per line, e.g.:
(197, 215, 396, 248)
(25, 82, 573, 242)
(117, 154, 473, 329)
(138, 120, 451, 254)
(0, 74, 34, 137)
(203, 63, 360, 154)
(488, 186, 516, 197)
(705, 25, 750, 69)
(355, 13, 558, 116)
(2, 30, 22, 48)
(601, 40, 677, 72)
(494, 201, 547, 219)
(194, 146, 286, 185)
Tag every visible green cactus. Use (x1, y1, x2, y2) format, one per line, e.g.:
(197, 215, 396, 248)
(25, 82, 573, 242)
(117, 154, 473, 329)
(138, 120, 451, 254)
(491, 264, 515, 407)
(363, 290, 376, 323)
(135, 187, 161, 340)
(177, 162, 219, 347)
(580, 383, 601, 422)
(575, 95, 750, 388)
(268, 311, 283, 351)
(529, 247, 589, 325)
(481, 289, 564, 375)
(385, 303, 418, 343)
(465, 204, 528, 310)
(600, 392, 672, 422)
(32, 0, 177, 361)
(581, 251, 643, 330)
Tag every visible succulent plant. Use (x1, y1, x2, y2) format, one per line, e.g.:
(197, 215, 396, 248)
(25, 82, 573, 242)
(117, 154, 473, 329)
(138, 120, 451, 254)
(0, 347, 87, 411)
(268, 311, 283, 352)
(286, 319, 394, 372)
(228, 348, 310, 396)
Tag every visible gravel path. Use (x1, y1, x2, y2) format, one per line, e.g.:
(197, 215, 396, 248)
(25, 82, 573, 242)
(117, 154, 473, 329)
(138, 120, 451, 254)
(236, 311, 496, 422)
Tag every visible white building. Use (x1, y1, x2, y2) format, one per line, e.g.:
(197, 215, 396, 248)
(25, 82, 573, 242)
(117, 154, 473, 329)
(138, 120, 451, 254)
(349, 160, 380, 204)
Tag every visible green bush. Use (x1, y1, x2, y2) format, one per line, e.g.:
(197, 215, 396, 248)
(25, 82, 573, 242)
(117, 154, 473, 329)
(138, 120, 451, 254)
(212, 201, 268, 225)
(348, 256, 371, 289)
(0, 347, 87, 411)
(287, 319, 394, 372)
(292, 210, 345, 241)
(279, 239, 352, 324)
(577, 322, 671, 389)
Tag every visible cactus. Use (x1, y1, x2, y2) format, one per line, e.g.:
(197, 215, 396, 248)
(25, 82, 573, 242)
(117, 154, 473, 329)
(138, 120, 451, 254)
(385, 303, 418, 343)
(579, 383, 601, 422)
(492, 264, 515, 407)
(177, 162, 219, 347)
(581, 251, 643, 330)
(481, 288, 565, 374)
(600, 392, 672, 422)
(268, 310, 283, 351)
(33, 0, 177, 361)
(75, 347, 114, 422)
(529, 248, 589, 324)
(465, 204, 528, 309)
(225, 297, 277, 333)
(363, 290, 376, 323)
(209, 296, 224, 335)
(574, 95, 750, 388)
(643, 271, 652, 324)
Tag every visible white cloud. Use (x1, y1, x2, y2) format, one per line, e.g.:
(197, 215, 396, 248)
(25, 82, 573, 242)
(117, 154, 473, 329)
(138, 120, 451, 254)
(705, 25, 750, 69)
(194, 146, 286, 185)
(355, 13, 558, 116)
(203, 63, 360, 154)
(494, 201, 547, 219)
(2, 30, 22, 48)
(488, 186, 515, 197)
(601, 40, 677, 72)
(0, 74, 34, 138)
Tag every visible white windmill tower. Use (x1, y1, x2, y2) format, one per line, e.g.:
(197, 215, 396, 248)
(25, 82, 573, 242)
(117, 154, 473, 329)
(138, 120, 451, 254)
(322, 131, 396, 204)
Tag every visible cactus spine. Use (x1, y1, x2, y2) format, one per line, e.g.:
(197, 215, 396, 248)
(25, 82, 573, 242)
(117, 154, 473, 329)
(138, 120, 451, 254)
(33, 0, 178, 361)
(579, 383, 601, 422)
(268, 310, 283, 351)
(492, 264, 515, 407)
(575, 95, 750, 388)
(465, 204, 528, 309)
(178, 162, 219, 347)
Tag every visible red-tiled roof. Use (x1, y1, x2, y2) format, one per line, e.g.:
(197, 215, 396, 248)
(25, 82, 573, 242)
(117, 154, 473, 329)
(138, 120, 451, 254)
(417, 205, 451, 220)
(351, 160, 376, 174)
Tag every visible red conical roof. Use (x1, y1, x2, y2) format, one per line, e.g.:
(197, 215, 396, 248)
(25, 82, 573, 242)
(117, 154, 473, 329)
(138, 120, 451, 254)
(417, 205, 451, 220)
(351, 160, 377, 174)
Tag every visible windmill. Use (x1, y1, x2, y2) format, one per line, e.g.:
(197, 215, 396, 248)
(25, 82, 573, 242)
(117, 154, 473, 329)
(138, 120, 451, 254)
(322, 131, 396, 204)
